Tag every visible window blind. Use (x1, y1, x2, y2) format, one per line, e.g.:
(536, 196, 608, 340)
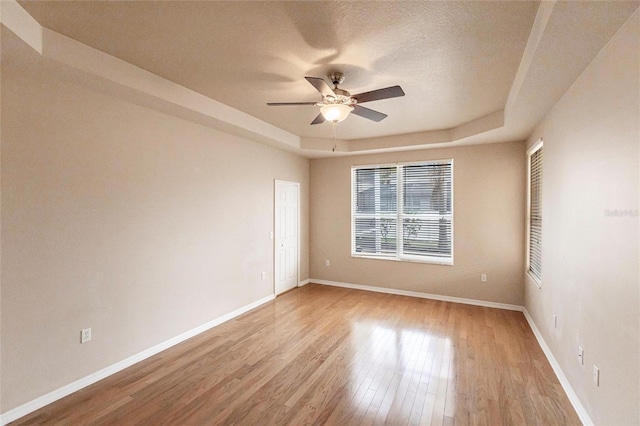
(352, 160, 453, 264)
(352, 166, 398, 256)
(529, 146, 543, 282)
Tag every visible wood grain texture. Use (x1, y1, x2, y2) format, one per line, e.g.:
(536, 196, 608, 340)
(11, 284, 581, 425)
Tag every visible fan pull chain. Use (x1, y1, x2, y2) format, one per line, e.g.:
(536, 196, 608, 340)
(332, 121, 337, 152)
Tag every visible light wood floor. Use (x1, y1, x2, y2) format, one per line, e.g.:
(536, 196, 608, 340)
(13, 284, 580, 425)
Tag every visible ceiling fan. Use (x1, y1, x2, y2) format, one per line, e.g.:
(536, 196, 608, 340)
(267, 72, 405, 125)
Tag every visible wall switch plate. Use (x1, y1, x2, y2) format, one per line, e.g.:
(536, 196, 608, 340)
(480, 274, 487, 283)
(269, 232, 274, 240)
(578, 346, 584, 365)
(593, 365, 599, 386)
(81, 328, 91, 344)
(325, 260, 330, 266)
(261, 272, 266, 280)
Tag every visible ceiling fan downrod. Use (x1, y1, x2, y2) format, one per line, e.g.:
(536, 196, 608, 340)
(329, 72, 346, 88)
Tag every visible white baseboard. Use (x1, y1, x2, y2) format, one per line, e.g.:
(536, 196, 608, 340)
(523, 309, 592, 426)
(310, 279, 524, 311)
(1, 294, 275, 425)
(298, 278, 311, 287)
(2, 285, 591, 426)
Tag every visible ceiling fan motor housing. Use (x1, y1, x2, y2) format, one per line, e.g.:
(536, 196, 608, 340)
(325, 92, 355, 107)
(329, 72, 345, 86)
(325, 73, 354, 105)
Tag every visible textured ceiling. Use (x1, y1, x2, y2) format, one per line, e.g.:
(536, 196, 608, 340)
(11, 0, 640, 154)
(19, 0, 540, 141)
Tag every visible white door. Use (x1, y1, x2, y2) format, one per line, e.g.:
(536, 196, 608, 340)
(275, 180, 299, 295)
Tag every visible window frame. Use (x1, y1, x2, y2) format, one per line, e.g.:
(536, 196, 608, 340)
(526, 139, 543, 288)
(351, 159, 454, 265)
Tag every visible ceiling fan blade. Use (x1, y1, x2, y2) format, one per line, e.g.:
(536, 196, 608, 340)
(353, 85, 405, 104)
(352, 105, 388, 122)
(305, 77, 336, 98)
(310, 113, 326, 125)
(267, 102, 317, 106)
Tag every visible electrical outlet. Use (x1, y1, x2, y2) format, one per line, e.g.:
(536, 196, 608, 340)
(81, 328, 91, 344)
(261, 272, 266, 280)
(325, 260, 330, 267)
(593, 365, 599, 386)
(578, 346, 584, 365)
(269, 232, 273, 240)
(480, 274, 487, 283)
(553, 314, 557, 328)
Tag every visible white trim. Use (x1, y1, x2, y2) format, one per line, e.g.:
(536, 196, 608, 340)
(526, 271, 541, 289)
(274, 180, 300, 296)
(351, 160, 454, 265)
(350, 254, 453, 266)
(523, 309, 592, 426)
(349, 158, 453, 169)
(298, 278, 311, 287)
(526, 138, 544, 156)
(0, 294, 275, 425)
(310, 279, 523, 312)
(526, 138, 543, 288)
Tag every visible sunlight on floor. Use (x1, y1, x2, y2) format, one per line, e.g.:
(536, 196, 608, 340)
(348, 321, 455, 422)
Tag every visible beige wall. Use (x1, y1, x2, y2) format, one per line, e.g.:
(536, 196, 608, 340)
(524, 10, 639, 425)
(310, 141, 526, 306)
(1, 36, 309, 411)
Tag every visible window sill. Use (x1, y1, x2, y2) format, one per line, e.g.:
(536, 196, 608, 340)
(352, 254, 453, 266)
(527, 271, 542, 289)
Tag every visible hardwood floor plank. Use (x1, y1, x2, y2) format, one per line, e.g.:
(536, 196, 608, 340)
(11, 284, 581, 425)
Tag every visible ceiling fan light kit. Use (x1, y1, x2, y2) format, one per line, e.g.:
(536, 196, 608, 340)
(320, 103, 353, 122)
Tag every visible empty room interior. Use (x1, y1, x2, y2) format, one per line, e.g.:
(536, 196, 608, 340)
(1, 1, 639, 425)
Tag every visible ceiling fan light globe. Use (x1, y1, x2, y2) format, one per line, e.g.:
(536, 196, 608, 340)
(320, 104, 352, 123)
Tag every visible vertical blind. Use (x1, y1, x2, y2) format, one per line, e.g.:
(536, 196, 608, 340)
(352, 160, 453, 263)
(529, 146, 543, 282)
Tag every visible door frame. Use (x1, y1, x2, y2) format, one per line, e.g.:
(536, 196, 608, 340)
(274, 179, 300, 295)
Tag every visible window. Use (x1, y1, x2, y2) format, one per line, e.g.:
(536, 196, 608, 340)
(351, 160, 453, 264)
(527, 140, 543, 286)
